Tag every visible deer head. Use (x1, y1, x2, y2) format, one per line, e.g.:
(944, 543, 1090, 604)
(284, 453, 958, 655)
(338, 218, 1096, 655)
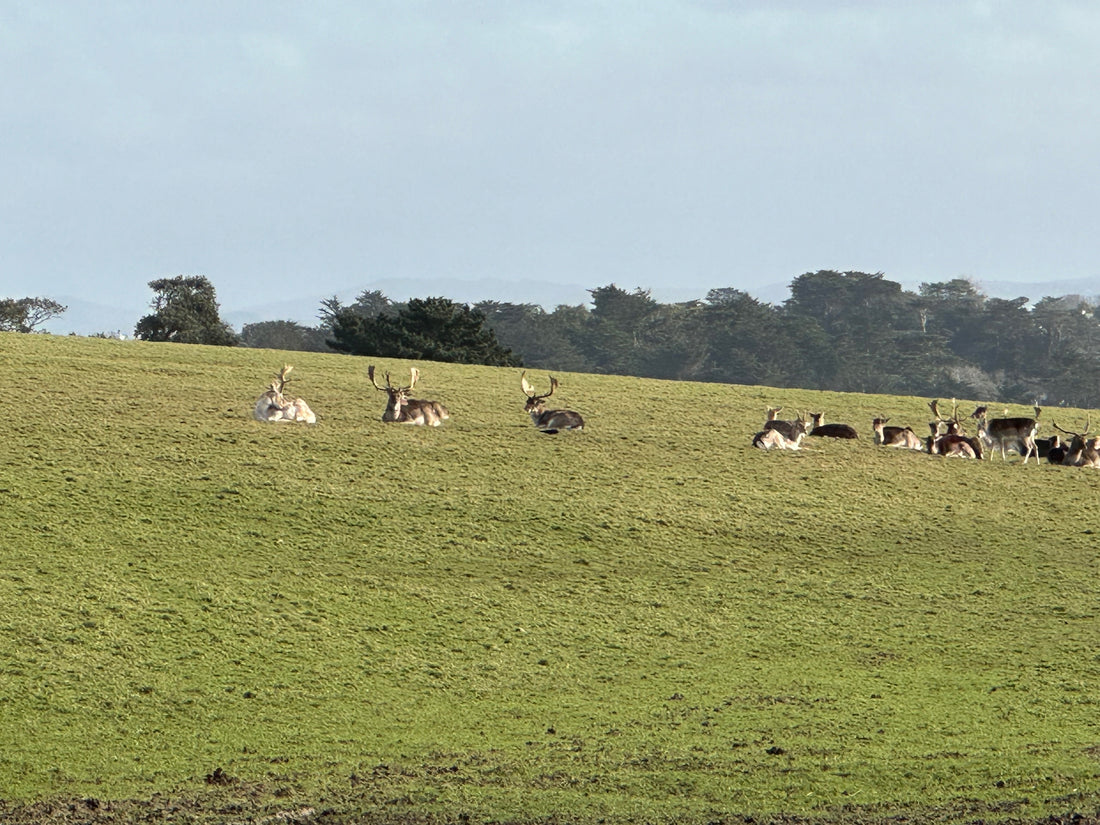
(255, 365, 315, 423)
(521, 371, 559, 414)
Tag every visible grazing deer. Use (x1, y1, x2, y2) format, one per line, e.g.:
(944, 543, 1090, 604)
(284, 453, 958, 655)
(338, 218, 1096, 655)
(763, 407, 809, 441)
(971, 405, 1040, 464)
(872, 417, 923, 450)
(521, 372, 585, 434)
(1052, 418, 1100, 467)
(752, 428, 806, 450)
(368, 365, 449, 426)
(253, 365, 317, 424)
(808, 412, 858, 439)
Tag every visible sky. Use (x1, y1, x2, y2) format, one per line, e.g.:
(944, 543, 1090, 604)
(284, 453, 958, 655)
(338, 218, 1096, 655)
(4, 1, 1100, 333)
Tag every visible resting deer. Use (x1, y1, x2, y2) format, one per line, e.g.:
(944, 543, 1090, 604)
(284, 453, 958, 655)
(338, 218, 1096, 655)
(971, 404, 1040, 464)
(925, 421, 977, 458)
(752, 428, 806, 450)
(872, 417, 922, 450)
(928, 399, 982, 458)
(521, 372, 585, 434)
(1052, 417, 1100, 467)
(253, 365, 317, 424)
(808, 412, 858, 439)
(368, 365, 449, 426)
(763, 407, 809, 441)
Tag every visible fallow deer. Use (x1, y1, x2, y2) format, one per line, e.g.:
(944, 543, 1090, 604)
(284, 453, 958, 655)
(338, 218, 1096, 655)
(872, 417, 923, 450)
(763, 407, 809, 441)
(368, 366, 449, 426)
(1052, 417, 1100, 467)
(752, 428, 806, 450)
(1044, 434, 1067, 464)
(253, 365, 317, 424)
(808, 412, 858, 439)
(928, 399, 982, 458)
(521, 372, 585, 434)
(925, 421, 976, 458)
(971, 405, 1040, 464)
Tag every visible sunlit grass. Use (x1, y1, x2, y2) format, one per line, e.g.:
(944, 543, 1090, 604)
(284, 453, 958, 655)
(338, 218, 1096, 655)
(1, 331, 1098, 823)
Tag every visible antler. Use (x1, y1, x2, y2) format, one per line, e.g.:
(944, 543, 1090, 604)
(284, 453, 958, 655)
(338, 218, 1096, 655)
(270, 364, 293, 393)
(521, 372, 555, 400)
(408, 367, 419, 392)
(929, 399, 943, 421)
(368, 365, 390, 392)
(1053, 414, 1091, 438)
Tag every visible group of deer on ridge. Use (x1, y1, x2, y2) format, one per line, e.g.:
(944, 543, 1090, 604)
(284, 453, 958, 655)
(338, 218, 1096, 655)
(751, 400, 1100, 467)
(253, 365, 584, 434)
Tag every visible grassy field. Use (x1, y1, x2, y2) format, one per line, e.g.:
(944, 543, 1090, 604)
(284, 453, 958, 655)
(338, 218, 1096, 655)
(1, 331, 1098, 824)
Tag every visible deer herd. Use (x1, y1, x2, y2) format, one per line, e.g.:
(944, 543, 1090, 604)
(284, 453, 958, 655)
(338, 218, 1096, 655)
(253, 363, 1097, 466)
(752, 398, 1100, 467)
(253, 364, 584, 435)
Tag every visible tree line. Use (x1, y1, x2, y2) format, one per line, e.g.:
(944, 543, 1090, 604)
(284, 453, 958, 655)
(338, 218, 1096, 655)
(7, 272, 1100, 407)
(286, 271, 1100, 407)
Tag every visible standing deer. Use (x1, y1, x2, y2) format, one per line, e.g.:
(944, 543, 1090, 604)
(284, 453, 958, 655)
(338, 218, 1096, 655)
(808, 412, 858, 439)
(971, 405, 1040, 464)
(253, 365, 317, 424)
(872, 417, 923, 450)
(368, 366, 449, 426)
(521, 372, 585, 434)
(1051, 417, 1100, 467)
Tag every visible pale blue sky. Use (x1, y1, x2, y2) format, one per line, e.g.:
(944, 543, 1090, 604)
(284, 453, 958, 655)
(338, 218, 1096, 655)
(4, 1, 1099, 331)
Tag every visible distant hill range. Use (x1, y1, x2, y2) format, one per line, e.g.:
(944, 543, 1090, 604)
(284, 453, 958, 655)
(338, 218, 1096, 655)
(42, 275, 1100, 337)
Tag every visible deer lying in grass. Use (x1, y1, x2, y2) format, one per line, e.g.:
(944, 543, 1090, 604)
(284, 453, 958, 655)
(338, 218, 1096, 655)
(368, 366, 449, 426)
(763, 407, 809, 441)
(927, 399, 982, 458)
(808, 412, 858, 439)
(1052, 417, 1100, 467)
(752, 427, 806, 450)
(970, 404, 1040, 464)
(872, 417, 922, 450)
(253, 365, 317, 424)
(521, 372, 585, 434)
(925, 421, 977, 458)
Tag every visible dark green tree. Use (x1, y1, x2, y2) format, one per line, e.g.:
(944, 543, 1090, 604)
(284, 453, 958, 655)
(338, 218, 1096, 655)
(328, 296, 519, 366)
(134, 276, 238, 345)
(0, 297, 67, 332)
(240, 320, 330, 352)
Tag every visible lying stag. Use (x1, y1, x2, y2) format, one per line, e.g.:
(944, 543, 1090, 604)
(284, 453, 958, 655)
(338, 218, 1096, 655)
(254, 365, 316, 424)
(369, 366, 449, 426)
(925, 421, 977, 458)
(872, 417, 922, 450)
(1052, 418, 1100, 467)
(752, 427, 806, 450)
(521, 372, 585, 433)
(764, 407, 809, 441)
(808, 412, 858, 439)
(927, 399, 982, 458)
(971, 405, 1040, 464)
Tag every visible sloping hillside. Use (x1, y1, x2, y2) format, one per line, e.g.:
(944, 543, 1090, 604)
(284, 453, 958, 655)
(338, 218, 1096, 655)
(1, 332, 1098, 825)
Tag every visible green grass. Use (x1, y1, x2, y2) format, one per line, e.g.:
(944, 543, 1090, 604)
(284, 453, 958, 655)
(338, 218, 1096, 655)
(1, 331, 1099, 823)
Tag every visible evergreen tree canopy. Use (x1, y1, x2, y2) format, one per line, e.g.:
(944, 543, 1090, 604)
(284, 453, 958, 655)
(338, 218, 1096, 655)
(134, 276, 238, 346)
(328, 296, 519, 366)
